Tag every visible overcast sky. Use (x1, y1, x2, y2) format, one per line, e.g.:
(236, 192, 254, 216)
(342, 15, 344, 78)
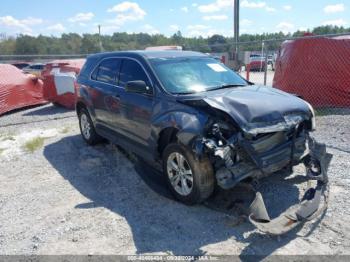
(0, 0, 349, 37)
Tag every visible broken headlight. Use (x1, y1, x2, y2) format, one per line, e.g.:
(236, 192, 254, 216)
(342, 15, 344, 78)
(283, 114, 304, 126)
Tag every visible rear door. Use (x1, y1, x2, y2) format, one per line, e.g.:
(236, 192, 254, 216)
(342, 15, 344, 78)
(90, 58, 122, 130)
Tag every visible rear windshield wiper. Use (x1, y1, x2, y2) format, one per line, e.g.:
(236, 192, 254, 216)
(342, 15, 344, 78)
(208, 84, 247, 91)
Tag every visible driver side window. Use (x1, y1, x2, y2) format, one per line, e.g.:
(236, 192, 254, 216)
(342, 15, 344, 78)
(119, 59, 150, 88)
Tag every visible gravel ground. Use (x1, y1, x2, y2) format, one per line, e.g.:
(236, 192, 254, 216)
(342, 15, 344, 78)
(239, 70, 275, 86)
(0, 104, 349, 256)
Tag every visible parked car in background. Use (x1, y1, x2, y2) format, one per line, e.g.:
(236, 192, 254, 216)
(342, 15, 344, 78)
(11, 62, 31, 70)
(0, 64, 46, 115)
(248, 56, 266, 71)
(145, 46, 182, 51)
(267, 55, 273, 66)
(22, 63, 45, 77)
(271, 58, 276, 71)
(249, 53, 261, 59)
(267, 53, 277, 70)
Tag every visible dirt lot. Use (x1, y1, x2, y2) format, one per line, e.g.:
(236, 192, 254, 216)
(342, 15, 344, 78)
(0, 104, 349, 256)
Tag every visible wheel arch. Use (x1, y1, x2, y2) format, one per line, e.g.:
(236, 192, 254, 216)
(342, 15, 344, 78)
(155, 111, 208, 158)
(157, 127, 179, 158)
(76, 101, 87, 116)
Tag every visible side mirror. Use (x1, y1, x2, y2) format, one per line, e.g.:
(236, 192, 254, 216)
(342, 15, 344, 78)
(125, 80, 152, 95)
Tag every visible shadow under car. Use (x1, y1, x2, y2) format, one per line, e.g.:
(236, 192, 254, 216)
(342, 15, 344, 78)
(44, 134, 315, 256)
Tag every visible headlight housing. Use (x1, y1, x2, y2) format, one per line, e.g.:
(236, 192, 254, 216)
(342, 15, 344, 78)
(284, 114, 304, 126)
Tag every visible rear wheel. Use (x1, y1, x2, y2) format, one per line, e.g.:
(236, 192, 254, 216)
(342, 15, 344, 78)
(78, 108, 102, 145)
(162, 143, 214, 205)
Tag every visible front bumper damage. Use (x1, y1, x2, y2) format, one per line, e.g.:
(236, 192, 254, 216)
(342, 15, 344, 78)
(180, 88, 329, 235)
(195, 123, 332, 235)
(249, 137, 332, 235)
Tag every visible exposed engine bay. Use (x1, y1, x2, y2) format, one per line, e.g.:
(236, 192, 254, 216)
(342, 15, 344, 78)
(195, 120, 310, 190)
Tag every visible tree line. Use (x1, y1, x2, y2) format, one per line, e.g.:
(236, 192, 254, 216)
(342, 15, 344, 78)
(0, 25, 349, 56)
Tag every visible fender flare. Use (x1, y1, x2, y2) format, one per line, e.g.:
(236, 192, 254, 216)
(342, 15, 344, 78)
(154, 111, 209, 148)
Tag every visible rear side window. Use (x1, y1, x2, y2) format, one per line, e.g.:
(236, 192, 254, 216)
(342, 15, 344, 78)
(119, 59, 149, 87)
(92, 58, 120, 85)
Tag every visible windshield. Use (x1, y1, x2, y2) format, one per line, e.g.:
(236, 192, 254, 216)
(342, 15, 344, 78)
(149, 57, 247, 94)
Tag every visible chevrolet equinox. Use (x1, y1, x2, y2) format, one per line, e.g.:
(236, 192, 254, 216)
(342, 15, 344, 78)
(76, 51, 331, 234)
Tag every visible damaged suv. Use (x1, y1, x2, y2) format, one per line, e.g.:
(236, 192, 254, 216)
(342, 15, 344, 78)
(77, 51, 331, 234)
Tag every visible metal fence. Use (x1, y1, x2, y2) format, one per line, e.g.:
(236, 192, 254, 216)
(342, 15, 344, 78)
(234, 33, 350, 114)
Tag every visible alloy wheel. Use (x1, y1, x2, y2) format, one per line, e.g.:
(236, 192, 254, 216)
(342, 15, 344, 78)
(166, 152, 194, 196)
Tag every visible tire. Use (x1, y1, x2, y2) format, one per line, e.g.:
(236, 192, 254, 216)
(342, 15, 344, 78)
(78, 108, 102, 145)
(162, 143, 215, 205)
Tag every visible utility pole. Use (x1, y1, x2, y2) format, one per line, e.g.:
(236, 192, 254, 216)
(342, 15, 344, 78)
(98, 25, 103, 52)
(234, 0, 240, 70)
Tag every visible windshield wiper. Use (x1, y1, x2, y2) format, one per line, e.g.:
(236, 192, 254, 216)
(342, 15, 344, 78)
(208, 84, 247, 91)
(173, 84, 247, 95)
(173, 91, 197, 95)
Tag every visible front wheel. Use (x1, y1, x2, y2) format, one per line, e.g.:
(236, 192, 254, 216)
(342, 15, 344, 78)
(78, 108, 102, 145)
(162, 143, 215, 205)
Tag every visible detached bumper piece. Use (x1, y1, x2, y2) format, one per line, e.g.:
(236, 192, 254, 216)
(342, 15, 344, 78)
(248, 137, 332, 235)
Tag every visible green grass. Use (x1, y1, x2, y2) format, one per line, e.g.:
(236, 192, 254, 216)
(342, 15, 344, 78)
(23, 137, 45, 153)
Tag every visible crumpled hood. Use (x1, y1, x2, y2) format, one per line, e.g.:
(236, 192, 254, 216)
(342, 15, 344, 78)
(201, 85, 311, 134)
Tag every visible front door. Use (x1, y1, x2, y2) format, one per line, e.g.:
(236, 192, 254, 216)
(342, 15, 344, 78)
(114, 58, 154, 148)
